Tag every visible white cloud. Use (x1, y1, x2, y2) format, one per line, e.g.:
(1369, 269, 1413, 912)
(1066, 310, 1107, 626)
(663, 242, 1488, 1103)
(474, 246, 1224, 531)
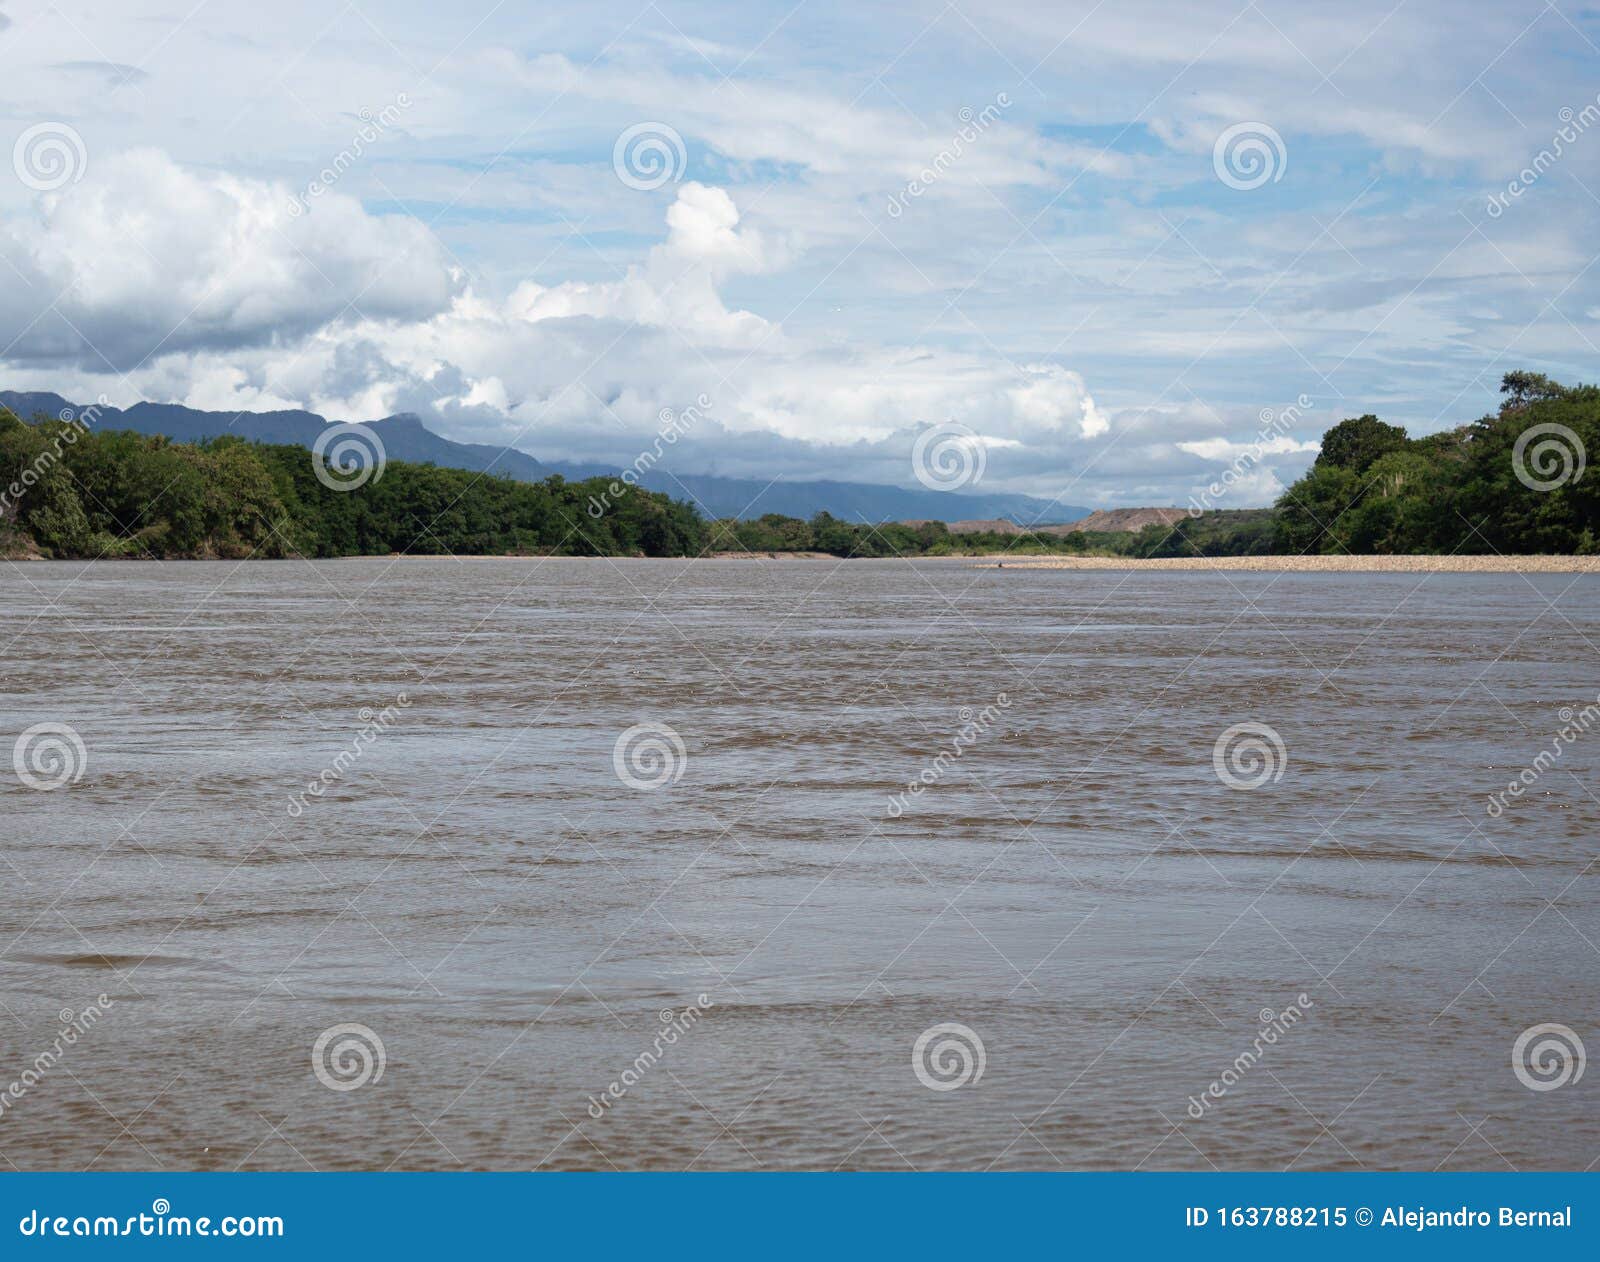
(504, 182, 778, 346)
(0, 150, 457, 369)
(1009, 369, 1109, 437)
(1178, 435, 1319, 462)
(1, 168, 1131, 495)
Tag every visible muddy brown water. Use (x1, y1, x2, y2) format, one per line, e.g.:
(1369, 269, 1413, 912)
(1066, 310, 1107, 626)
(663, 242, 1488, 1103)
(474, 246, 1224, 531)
(1, 558, 1595, 1169)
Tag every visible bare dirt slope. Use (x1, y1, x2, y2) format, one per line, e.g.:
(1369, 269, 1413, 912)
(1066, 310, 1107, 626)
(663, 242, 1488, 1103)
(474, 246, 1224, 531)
(1045, 507, 1189, 534)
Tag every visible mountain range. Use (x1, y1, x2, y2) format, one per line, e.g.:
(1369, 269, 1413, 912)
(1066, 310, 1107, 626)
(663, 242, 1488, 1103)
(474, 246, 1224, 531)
(0, 391, 1089, 525)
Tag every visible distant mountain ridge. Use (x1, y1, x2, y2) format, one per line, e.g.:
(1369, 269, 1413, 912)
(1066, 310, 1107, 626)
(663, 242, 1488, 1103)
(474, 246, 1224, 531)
(0, 391, 548, 482)
(0, 391, 1090, 525)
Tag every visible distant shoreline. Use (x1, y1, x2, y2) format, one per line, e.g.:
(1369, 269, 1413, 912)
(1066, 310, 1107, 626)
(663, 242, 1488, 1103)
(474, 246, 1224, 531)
(8, 550, 1598, 571)
(968, 554, 1600, 572)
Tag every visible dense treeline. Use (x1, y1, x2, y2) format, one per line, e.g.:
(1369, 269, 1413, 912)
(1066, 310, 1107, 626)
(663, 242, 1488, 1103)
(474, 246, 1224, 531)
(0, 410, 702, 559)
(705, 514, 1095, 557)
(4, 371, 1596, 561)
(1272, 372, 1600, 554)
(705, 510, 1281, 559)
(1121, 509, 1280, 558)
(1106, 372, 1599, 558)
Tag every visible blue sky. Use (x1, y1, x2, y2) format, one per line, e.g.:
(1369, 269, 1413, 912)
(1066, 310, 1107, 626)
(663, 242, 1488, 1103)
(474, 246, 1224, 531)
(1, 0, 1597, 507)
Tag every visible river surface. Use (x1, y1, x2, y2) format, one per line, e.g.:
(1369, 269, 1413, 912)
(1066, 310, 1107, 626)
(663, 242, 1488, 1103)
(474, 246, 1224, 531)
(1, 558, 1595, 1170)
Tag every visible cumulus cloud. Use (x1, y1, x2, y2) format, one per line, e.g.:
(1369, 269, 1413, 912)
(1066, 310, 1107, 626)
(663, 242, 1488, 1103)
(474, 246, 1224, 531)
(505, 182, 778, 345)
(0, 150, 457, 370)
(0, 147, 1344, 506)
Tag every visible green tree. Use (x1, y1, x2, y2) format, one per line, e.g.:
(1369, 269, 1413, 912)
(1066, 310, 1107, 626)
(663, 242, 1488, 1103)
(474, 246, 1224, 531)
(1275, 463, 1364, 553)
(1499, 370, 1569, 409)
(1314, 414, 1410, 475)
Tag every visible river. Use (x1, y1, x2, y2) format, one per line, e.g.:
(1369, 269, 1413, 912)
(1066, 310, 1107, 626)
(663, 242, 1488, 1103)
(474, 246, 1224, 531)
(1, 558, 1593, 1169)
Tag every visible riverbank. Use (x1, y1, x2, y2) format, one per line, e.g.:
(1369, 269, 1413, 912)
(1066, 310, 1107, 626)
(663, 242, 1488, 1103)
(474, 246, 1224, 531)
(10, 549, 1600, 570)
(973, 554, 1600, 572)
